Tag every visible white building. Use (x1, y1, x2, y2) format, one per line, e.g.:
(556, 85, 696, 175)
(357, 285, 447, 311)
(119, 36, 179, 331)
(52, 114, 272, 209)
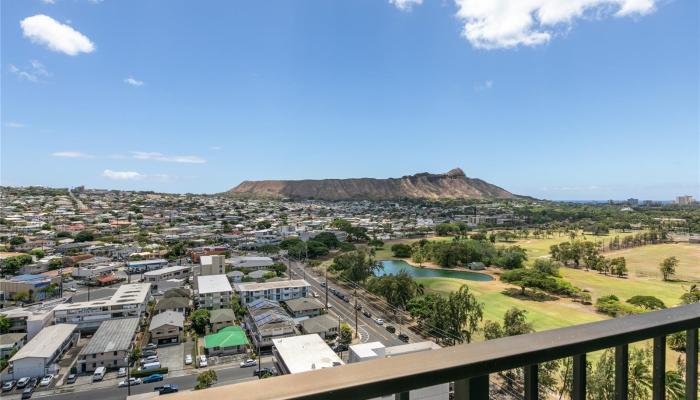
(143, 265, 191, 282)
(198, 255, 226, 276)
(8, 324, 78, 379)
(234, 280, 310, 305)
(272, 334, 344, 375)
(53, 283, 151, 332)
(196, 275, 233, 310)
(349, 341, 449, 400)
(229, 256, 274, 271)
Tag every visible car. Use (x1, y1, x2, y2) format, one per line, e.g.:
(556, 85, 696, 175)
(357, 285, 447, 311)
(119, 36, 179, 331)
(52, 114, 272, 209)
(28, 378, 38, 388)
(362, 310, 371, 318)
(155, 384, 178, 395)
(142, 374, 164, 384)
(355, 304, 362, 311)
(39, 375, 54, 387)
(197, 355, 208, 368)
(118, 378, 142, 387)
(320, 282, 326, 287)
(311, 292, 319, 298)
(253, 367, 276, 377)
(375, 318, 384, 325)
(398, 333, 410, 343)
(240, 359, 256, 368)
(343, 296, 351, 303)
(67, 287, 77, 292)
(144, 343, 158, 350)
(2, 380, 16, 392)
(143, 349, 158, 357)
(184, 354, 193, 365)
(16, 377, 30, 389)
(385, 325, 396, 333)
(65, 374, 77, 384)
(21, 387, 34, 399)
(333, 343, 348, 352)
(141, 355, 159, 364)
(118, 367, 127, 377)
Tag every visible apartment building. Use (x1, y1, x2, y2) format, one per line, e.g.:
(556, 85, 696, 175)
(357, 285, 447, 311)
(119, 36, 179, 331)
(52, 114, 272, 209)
(196, 275, 233, 310)
(198, 255, 226, 276)
(53, 283, 151, 333)
(77, 318, 139, 372)
(143, 265, 191, 282)
(234, 279, 310, 305)
(272, 334, 343, 375)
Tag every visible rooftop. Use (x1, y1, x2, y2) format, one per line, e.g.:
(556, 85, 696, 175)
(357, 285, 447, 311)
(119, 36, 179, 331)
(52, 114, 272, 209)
(10, 324, 77, 361)
(273, 334, 344, 374)
(235, 279, 310, 292)
(80, 318, 139, 355)
(284, 297, 325, 313)
(197, 274, 233, 294)
(143, 265, 190, 276)
(54, 283, 151, 310)
(204, 326, 249, 349)
(150, 310, 185, 330)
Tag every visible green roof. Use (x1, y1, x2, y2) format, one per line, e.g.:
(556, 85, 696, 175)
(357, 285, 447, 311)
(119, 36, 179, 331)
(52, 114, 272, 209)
(203, 326, 249, 349)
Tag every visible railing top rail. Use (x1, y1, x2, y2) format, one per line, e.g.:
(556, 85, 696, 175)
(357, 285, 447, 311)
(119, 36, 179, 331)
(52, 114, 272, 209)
(167, 303, 700, 400)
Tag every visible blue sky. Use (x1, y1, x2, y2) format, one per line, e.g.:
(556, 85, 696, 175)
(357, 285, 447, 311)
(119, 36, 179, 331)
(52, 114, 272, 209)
(1, 0, 698, 200)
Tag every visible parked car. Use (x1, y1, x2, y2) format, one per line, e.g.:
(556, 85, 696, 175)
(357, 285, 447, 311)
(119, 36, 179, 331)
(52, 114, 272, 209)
(333, 343, 348, 352)
(65, 374, 77, 384)
(385, 325, 396, 333)
(118, 367, 127, 378)
(141, 355, 159, 364)
(2, 380, 16, 392)
(240, 359, 256, 368)
(118, 378, 142, 387)
(253, 367, 276, 377)
(155, 384, 178, 395)
(144, 343, 158, 350)
(184, 354, 193, 365)
(197, 355, 207, 368)
(143, 350, 158, 357)
(67, 287, 77, 292)
(375, 318, 384, 325)
(355, 304, 362, 311)
(21, 387, 34, 399)
(320, 282, 326, 287)
(143, 374, 164, 384)
(398, 333, 410, 343)
(27, 378, 38, 388)
(16, 377, 30, 389)
(39, 375, 54, 387)
(362, 310, 371, 318)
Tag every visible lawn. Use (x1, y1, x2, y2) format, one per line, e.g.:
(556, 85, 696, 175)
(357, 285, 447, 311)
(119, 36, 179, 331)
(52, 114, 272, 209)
(374, 236, 453, 260)
(416, 276, 607, 335)
(603, 243, 700, 281)
(511, 230, 645, 259)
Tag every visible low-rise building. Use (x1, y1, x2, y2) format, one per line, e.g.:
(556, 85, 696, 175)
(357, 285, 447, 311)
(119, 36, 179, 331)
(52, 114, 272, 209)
(8, 324, 78, 378)
(149, 311, 184, 345)
(244, 299, 296, 351)
(298, 314, 338, 339)
(284, 297, 325, 318)
(198, 255, 226, 276)
(143, 265, 191, 283)
(0, 333, 27, 359)
(0, 274, 61, 302)
(196, 275, 233, 310)
(77, 318, 139, 373)
(154, 296, 189, 315)
(203, 326, 249, 356)
(272, 334, 343, 375)
(234, 280, 310, 305)
(229, 256, 274, 271)
(126, 259, 168, 274)
(53, 283, 151, 333)
(209, 308, 237, 333)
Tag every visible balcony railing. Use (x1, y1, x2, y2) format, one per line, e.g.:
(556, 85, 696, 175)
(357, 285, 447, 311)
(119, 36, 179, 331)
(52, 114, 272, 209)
(169, 303, 699, 400)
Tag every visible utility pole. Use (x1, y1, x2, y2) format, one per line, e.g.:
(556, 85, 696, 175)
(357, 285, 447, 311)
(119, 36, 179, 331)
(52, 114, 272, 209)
(354, 289, 358, 339)
(126, 344, 132, 396)
(87, 284, 91, 301)
(287, 255, 292, 280)
(324, 268, 329, 311)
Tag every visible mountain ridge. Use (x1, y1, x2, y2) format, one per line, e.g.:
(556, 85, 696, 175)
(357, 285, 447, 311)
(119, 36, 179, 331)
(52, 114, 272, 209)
(226, 168, 516, 200)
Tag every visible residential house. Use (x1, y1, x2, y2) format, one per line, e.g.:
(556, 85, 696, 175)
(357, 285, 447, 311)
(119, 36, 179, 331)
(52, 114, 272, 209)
(149, 311, 185, 345)
(298, 314, 338, 339)
(209, 308, 236, 333)
(203, 326, 249, 356)
(284, 297, 325, 318)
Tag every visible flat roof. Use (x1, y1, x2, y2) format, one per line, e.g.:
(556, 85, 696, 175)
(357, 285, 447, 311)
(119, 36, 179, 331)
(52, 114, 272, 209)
(143, 265, 190, 276)
(272, 334, 344, 374)
(127, 259, 168, 266)
(54, 283, 151, 310)
(197, 275, 233, 294)
(80, 318, 139, 355)
(235, 279, 310, 292)
(10, 324, 77, 361)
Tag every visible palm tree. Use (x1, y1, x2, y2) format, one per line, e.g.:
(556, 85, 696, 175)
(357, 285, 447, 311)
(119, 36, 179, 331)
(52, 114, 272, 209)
(664, 370, 685, 400)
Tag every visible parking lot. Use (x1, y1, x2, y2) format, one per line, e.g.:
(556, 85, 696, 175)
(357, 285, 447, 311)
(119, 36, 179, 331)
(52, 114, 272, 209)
(157, 343, 184, 374)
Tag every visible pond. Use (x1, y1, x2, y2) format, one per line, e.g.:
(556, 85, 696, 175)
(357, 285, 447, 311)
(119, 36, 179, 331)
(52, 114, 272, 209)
(376, 259, 494, 282)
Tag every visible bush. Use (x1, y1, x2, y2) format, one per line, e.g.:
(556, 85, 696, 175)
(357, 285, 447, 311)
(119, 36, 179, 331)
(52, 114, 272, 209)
(390, 244, 412, 258)
(595, 295, 640, 317)
(626, 295, 666, 310)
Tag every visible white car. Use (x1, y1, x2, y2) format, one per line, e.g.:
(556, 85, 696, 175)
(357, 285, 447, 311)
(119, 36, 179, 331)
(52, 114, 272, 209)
(184, 354, 193, 365)
(67, 287, 77, 292)
(118, 378, 141, 387)
(197, 355, 208, 368)
(375, 318, 384, 325)
(117, 367, 127, 377)
(240, 359, 256, 368)
(39, 375, 53, 387)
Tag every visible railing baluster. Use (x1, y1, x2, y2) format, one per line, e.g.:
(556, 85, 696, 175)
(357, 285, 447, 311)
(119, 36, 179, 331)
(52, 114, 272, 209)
(524, 364, 538, 400)
(687, 329, 698, 400)
(453, 375, 489, 400)
(394, 391, 409, 400)
(573, 354, 586, 400)
(653, 336, 666, 400)
(615, 344, 628, 400)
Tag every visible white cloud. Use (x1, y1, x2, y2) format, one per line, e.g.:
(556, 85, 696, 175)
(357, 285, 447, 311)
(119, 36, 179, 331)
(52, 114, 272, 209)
(453, 0, 658, 49)
(390, 0, 423, 11)
(51, 151, 94, 158)
(475, 79, 493, 91)
(20, 14, 95, 55)
(124, 77, 144, 87)
(4, 121, 25, 128)
(130, 151, 206, 164)
(102, 169, 145, 181)
(209, 146, 222, 151)
(41, 0, 56, 4)
(9, 60, 50, 82)
(87, 0, 105, 3)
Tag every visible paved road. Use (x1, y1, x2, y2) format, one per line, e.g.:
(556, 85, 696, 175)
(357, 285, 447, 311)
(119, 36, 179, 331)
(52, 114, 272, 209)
(288, 260, 421, 346)
(10, 362, 274, 400)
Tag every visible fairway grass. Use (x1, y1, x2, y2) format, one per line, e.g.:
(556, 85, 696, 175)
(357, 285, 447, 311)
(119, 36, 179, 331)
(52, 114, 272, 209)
(603, 243, 700, 281)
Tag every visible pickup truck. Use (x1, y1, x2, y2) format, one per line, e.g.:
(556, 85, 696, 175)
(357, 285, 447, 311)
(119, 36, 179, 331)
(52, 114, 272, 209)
(154, 384, 178, 395)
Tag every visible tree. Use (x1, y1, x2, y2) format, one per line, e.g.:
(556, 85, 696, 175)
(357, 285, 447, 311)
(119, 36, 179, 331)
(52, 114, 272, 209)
(626, 295, 666, 310)
(9, 236, 26, 247)
(230, 295, 245, 318)
(306, 240, 329, 258)
(74, 230, 95, 243)
(48, 258, 63, 270)
(190, 309, 210, 335)
(13, 291, 30, 303)
(194, 370, 218, 390)
(329, 249, 380, 283)
(659, 256, 678, 281)
(339, 323, 353, 345)
(29, 248, 45, 259)
(664, 370, 685, 400)
(255, 220, 272, 230)
(130, 347, 141, 364)
(0, 315, 10, 334)
(390, 244, 412, 258)
(494, 246, 528, 269)
(680, 284, 700, 304)
(482, 320, 504, 340)
(610, 257, 628, 277)
(313, 232, 340, 249)
(503, 308, 533, 336)
(532, 258, 560, 276)
(366, 270, 423, 308)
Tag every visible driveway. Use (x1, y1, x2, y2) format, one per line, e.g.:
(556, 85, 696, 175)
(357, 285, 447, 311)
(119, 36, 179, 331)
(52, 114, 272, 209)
(157, 343, 184, 375)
